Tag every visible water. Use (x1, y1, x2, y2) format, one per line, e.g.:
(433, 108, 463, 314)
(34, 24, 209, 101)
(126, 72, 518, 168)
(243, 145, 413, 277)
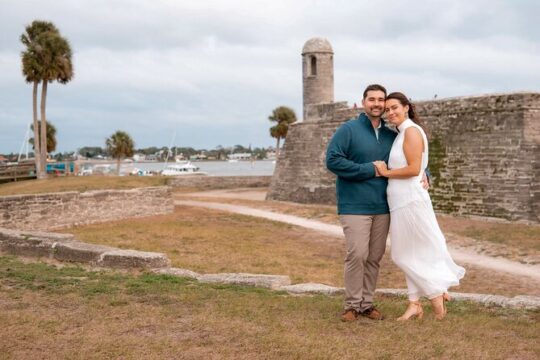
(131, 160, 275, 176)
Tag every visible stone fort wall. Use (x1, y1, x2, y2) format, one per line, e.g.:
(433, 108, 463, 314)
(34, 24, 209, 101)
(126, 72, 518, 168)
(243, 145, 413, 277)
(169, 175, 271, 189)
(267, 92, 540, 223)
(0, 186, 174, 231)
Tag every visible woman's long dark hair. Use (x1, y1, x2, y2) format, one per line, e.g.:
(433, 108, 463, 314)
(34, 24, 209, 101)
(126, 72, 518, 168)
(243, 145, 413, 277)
(386, 92, 429, 138)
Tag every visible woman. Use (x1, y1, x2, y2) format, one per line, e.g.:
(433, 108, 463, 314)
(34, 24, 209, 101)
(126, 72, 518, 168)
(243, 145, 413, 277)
(374, 92, 465, 321)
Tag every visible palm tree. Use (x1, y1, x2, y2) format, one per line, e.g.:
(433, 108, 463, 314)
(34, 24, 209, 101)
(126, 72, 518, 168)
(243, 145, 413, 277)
(20, 20, 73, 179)
(106, 131, 135, 175)
(29, 121, 57, 153)
(268, 106, 297, 158)
(20, 21, 59, 177)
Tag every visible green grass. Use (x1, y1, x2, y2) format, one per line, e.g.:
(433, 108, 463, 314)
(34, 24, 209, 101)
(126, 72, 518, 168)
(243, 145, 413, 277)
(1, 256, 538, 360)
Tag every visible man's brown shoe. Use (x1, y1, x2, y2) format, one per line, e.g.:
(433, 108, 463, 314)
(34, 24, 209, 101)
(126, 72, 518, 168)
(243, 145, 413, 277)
(360, 307, 385, 320)
(341, 309, 360, 322)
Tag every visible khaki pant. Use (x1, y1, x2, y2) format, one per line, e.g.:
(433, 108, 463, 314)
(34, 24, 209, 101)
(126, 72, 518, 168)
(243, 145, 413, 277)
(340, 214, 390, 312)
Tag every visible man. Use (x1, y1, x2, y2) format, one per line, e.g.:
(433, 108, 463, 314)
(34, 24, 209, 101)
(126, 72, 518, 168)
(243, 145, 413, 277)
(326, 84, 428, 322)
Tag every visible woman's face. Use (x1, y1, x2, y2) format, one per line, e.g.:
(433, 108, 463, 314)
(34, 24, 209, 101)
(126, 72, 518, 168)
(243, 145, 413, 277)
(385, 99, 409, 126)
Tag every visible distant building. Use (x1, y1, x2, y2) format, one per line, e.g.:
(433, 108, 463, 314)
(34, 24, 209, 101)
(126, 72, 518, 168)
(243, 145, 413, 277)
(133, 153, 146, 162)
(228, 153, 252, 161)
(190, 153, 207, 161)
(265, 150, 276, 160)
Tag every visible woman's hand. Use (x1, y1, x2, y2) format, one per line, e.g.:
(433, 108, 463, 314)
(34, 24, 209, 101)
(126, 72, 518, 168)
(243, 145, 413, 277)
(373, 161, 389, 177)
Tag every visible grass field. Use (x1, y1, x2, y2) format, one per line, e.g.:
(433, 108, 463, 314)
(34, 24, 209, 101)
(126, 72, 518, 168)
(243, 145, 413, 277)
(66, 206, 540, 297)
(1, 256, 538, 360)
(177, 192, 540, 264)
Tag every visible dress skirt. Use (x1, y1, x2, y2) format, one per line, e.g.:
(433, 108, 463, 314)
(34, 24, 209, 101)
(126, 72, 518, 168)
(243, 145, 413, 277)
(390, 199, 466, 300)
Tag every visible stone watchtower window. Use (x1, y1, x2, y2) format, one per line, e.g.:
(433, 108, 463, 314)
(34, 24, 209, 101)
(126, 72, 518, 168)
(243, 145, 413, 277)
(310, 56, 317, 76)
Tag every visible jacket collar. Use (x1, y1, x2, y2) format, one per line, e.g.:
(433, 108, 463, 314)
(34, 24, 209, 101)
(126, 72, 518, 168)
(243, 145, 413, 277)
(359, 112, 388, 130)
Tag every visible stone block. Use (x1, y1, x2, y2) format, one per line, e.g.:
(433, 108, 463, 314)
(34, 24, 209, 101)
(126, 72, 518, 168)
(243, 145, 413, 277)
(153, 267, 200, 279)
(199, 273, 291, 289)
(0, 236, 54, 258)
(280, 283, 344, 295)
(506, 295, 540, 309)
(54, 241, 115, 263)
(99, 249, 170, 269)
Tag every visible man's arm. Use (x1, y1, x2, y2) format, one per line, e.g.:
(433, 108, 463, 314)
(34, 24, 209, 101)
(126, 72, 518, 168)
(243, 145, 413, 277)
(326, 124, 378, 181)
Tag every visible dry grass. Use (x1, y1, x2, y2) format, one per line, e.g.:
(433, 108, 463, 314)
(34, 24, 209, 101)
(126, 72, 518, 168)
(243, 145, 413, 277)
(68, 206, 345, 286)
(175, 192, 340, 224)
(66, 206, 540, 297)
(176, 190, 540, 264)
(0, 176, 171, 196)
(0, 256, 538, 360)
(438, 215, 540, 264)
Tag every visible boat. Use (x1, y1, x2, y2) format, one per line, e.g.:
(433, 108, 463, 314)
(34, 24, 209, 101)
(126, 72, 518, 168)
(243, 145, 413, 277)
(161, 161, 207, 176)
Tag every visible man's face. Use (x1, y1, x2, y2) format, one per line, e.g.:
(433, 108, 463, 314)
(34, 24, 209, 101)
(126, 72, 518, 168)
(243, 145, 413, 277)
(362, 90, 386, 118)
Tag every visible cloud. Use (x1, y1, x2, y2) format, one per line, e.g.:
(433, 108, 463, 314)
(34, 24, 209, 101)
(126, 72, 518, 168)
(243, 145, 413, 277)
(0, 0, 539, 152)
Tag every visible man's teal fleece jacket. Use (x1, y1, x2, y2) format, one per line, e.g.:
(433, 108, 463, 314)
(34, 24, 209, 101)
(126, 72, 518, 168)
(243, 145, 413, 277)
(326, 113, 397, 215)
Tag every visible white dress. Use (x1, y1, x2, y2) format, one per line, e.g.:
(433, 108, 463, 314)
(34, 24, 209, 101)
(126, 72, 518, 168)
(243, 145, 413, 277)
(387, 119, 465, 300)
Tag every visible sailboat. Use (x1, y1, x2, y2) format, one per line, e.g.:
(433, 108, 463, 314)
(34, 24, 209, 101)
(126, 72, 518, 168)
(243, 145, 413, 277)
(160, 130, 207, 176)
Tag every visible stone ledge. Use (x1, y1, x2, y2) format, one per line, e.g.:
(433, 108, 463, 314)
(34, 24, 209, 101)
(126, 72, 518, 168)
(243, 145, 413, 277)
(54, 241, 116, 263)
(376, 288, 540, 310)
(198, 273, 291, 290)
(0, 228, 75, 242)
(2, 228, 539, 310)
(0, 236, 54, 258)
(280, 283, 344, 295)
(154, 267, 201, 279)
(0, 227, 170, 270)
(99, 249, 170, 269)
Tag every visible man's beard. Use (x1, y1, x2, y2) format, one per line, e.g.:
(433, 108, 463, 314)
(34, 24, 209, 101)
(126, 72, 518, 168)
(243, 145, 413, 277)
(367, 107, 384, 117)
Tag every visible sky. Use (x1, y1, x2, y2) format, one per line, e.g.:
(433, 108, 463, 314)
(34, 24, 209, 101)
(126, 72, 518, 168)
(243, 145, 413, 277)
(1, 0, 539, 154)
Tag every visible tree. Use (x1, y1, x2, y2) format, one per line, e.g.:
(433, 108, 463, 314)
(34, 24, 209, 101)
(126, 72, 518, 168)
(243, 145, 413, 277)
(268, 106, 297, 158)
(29, 121, 57, 153)
(20, 20, 59, 177)
(106, 131, 135, 175)
(20, 20, 73, 179)
(78, 146, 105, 158)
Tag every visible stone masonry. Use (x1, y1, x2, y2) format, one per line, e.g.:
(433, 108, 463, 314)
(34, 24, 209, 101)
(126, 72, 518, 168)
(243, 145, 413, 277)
(267, 38, 540, 223)
(268, 93, 540, 223)
(0, 186, 174, 231)
(168, 175, 271, 189)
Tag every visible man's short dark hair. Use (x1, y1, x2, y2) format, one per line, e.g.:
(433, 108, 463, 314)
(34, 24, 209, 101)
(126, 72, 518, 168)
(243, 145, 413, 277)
(363, 84, 387, 99)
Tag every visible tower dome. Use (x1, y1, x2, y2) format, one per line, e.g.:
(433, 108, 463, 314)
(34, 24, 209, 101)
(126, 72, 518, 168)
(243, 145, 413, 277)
(302, 38, 334, 55)
(302, 38, 334, 121)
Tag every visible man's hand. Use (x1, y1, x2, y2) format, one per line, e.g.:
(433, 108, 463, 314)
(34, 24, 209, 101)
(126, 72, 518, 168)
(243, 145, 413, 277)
(420, 173, 430, 190)
(374, 164, 381, 177)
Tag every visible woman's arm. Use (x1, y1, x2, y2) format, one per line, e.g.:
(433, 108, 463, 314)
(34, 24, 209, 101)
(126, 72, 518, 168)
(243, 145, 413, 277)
(375, 127, 424, 179)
